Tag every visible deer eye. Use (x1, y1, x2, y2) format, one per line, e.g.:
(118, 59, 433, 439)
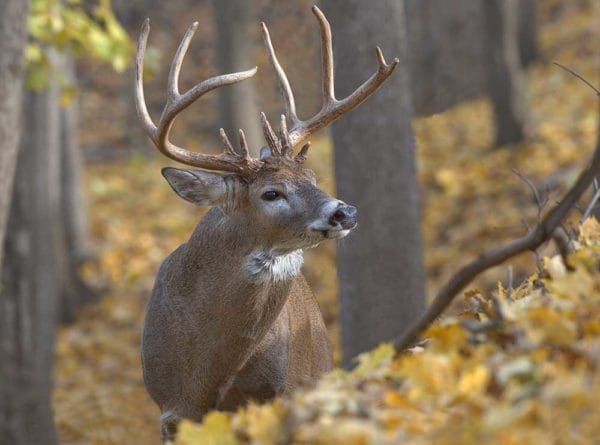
(262, 190, 282, 201)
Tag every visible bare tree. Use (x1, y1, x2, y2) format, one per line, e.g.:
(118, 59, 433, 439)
(405, 0, 487, 116)
(1, 49, 61, 445)
(483, 0, 528, 147)
(321, 0, 426, 368)
(0, 46, 97, 442)
(405, 0, 537, 118)
(59, 55, 97, 322)
(518, 0, 538, 66)
(0, 0, 29, 271)
(212, 0, 262, 154)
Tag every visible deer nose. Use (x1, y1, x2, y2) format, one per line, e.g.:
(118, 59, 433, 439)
(329, 205, 358, 229)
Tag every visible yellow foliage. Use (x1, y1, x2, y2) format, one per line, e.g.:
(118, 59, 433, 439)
(580, 217, 600, 246)
(232, 401, 290, 445)
(52, 1, 600, 444)
(176, 413, 238, 445)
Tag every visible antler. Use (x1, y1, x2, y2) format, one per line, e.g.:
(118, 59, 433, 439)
(135, 19, 262, 176)
(260, 5, 399, 155)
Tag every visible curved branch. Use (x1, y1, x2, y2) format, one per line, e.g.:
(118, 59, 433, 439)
(394, 106, 600, 353)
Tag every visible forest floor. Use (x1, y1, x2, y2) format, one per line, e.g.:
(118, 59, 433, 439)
(53, 2, 599, 444)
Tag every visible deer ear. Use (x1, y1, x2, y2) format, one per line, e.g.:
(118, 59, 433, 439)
(161, 167, 229, 206)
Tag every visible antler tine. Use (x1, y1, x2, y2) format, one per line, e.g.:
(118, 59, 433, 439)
(312, 5, 335, 103)
(135, 19, 261, 176)
(238, 129, 250, 159)
(219, 128, 236, 156)
(260, 6, 399, 150)
(167, 21, 198, 99)
(279, 114, 293, 156)
(135, 19, 158, 139)
(260, 112, 282, 155)
(294, 142, 310, 163)
(259, 22, 300, 128)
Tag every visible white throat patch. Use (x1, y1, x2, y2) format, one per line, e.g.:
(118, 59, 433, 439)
(244, 249, 304, 283)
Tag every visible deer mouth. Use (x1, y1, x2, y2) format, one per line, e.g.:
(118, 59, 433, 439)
(324, 228, 351, 239)
(313, 227, 353, 240)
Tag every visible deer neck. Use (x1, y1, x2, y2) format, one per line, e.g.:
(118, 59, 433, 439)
(181, 207, 304, 301)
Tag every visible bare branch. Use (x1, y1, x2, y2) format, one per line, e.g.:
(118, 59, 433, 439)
(581, 183, 600, 222)
(553, 227, 575, 271)
(553, 62, 600, 96)
(511, 168, 548, 215)
(393, 107, 600, 353)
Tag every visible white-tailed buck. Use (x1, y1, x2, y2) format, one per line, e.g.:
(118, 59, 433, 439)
(135, 6, 397, 441)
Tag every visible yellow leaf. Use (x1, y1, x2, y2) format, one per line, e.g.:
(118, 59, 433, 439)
(175, 413, 238, 445)
(457, 365, 490, 396)
(544, 255, 567, 279)
(579, 217, 600, 245)
(351, 343, 395, 377)
(524, 307, 577, 346)
(383, 390, 413, 408)
(234, 401, 288, 445)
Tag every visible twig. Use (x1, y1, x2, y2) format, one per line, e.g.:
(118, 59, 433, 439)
(553, 62, 600, 96)
(581, 181, 600, 222)
(511, 168, 548, 214)
(506, 265, 514, 297)
(393, 108, 600, 354)
(553, 227, 575, 271)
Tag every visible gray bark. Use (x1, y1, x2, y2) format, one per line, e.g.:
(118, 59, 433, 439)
(0, 48, 94, 442)
(321, 0, 425, 368)
(405, 0, 536, 117)
(1, 53, 61, 445)
(212, 0, 262, 155)
(0, 0, 29, 271)
(483, 0, 528, 147)
(405, 0, 486, 116)
(518, 0, 538, 66)
(59, 55, 97, 323)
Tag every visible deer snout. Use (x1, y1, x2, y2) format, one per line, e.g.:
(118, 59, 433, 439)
(308, 200, 357, 240)
(329, 205, 358, 230)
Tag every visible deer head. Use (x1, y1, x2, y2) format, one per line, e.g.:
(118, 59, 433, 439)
(134, 6, 398, 256)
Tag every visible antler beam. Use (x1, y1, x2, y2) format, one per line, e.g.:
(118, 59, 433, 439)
(260, 5, 399, 150)
(135, 19, 262, 176)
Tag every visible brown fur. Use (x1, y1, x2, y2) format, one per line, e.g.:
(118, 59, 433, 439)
(142, 161, 346, 441)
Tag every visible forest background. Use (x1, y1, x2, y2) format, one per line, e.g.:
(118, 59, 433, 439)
(0, 0, 599, 444)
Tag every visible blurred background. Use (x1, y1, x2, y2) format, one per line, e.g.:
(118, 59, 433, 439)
(0, 0, 598, 443)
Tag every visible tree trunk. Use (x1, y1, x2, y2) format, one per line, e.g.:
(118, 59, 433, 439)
(518, 0, 538, 66)
(0, 52, 61, 445)
(0, 0, 29, 271)
(483, 0, 528, 147)
(405, 0, 487, 116)
(212, 0, 262, 155)
(59, 55, 97, 323)
(321, 0, 426, 368)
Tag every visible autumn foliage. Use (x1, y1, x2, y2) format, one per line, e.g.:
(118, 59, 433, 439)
(53, 1, 599, 443)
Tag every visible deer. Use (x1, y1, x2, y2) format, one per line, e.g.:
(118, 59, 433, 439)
(134, 6, 398, 442)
